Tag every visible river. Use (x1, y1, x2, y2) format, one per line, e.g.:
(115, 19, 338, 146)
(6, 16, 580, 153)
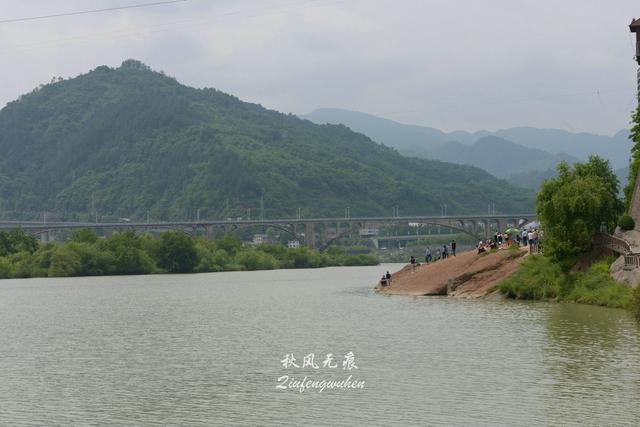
(0, 265, 639, 426)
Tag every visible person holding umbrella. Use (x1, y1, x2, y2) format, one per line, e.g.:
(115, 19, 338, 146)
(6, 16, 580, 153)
(504, 227, 520, 248)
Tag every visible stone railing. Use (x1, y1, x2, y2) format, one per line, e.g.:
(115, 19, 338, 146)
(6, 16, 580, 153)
(594, 232, 640, 271)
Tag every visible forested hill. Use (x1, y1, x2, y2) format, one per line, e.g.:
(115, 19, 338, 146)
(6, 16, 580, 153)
(0, 60, 534, 221)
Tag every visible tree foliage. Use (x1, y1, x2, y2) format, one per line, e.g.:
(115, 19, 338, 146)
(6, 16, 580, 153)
(154, 231, 198, 273)
(0, 230, 38, 257)
(537, 157, 622, 265)
(0, 230, 378, 279)
(618, 214, 635, 231)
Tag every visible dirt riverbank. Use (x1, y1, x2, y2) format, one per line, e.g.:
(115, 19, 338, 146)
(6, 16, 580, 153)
(377, 247, 528, 298)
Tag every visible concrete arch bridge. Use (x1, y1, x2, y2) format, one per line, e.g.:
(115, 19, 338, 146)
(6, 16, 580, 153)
(0, 214, 535, 249)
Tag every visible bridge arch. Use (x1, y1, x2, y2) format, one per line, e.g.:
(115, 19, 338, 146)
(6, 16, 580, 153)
(223, 223, 300, 240)
(400, 220, 483, 241)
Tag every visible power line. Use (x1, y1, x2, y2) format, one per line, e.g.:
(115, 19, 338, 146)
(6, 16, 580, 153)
(1, 0, 347, 55)
(0, 0, 188, 25)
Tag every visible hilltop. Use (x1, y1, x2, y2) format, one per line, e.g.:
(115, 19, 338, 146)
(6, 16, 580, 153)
(0, 60, 533, 221)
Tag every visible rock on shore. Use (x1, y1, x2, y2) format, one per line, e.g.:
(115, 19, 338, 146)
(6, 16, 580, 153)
(378, 248, 528, 298)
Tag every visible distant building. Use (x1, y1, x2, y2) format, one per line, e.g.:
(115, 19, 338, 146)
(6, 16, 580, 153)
(252, 234, 276, 245)
(287, 240, 301, 248)
(631, 18, 640, 91)
(359, 226, 379, 236)
(631, 18, 640, 65)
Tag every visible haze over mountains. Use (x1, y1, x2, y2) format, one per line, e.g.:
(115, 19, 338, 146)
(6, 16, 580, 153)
(0, 60, 534, 222)
(302, 108, 633, 186)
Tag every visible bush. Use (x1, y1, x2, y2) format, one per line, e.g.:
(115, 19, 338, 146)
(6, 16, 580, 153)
(0, 257, 11, 278)
(568, 260, 630, 308)
(154, 231, 198, 273)
(0, 230, 38, 257)
(500, 256, 631, 309)
(67, 242, 115, 276)
(97, 231, 156, 275)
(631, 286, 640, 320)
(499, 255, 566, 300)
(235, 250, 279, 271)
(68, 228, 99, 244)
(343, 254, 379, 266)
(618, 214, 635, 231)
(49, 246, 82, 277)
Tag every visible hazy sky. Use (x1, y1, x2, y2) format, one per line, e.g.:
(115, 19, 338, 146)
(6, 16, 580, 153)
(1, 0, 638, 135)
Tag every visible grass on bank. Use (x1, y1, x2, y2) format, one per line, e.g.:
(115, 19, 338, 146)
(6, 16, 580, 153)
(499, 255, 632, 309)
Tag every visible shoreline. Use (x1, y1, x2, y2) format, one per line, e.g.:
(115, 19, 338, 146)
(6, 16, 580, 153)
(377, 247, 528, 298)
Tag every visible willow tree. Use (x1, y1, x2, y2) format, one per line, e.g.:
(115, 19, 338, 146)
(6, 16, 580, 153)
(537, 156, 622, 266)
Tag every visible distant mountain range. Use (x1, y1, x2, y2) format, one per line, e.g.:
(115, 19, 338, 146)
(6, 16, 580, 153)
(0, 60, 534, 221)
(302, 109, 633, 183)
(423, 136, 577, 179)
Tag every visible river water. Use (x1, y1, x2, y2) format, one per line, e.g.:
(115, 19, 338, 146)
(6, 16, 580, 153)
(0, 265, 639, 426)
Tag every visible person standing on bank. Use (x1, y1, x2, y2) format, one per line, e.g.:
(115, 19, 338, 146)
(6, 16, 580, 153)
(451, 240, 456, 257)
(425, 246, 432, 263)
(410, 255, 416, 272)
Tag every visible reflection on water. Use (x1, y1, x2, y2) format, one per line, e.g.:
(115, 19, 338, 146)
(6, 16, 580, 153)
(0, 265, 638, 426)
(542, 303, 640, 425)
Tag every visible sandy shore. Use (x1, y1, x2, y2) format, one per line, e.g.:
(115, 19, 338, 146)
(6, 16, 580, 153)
(378, 247, 528, 298)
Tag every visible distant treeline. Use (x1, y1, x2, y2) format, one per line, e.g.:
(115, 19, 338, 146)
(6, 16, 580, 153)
(0, 229, 378, 279)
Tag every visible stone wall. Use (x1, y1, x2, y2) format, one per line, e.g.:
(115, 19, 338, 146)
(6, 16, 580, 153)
(630, 171, 640, 230)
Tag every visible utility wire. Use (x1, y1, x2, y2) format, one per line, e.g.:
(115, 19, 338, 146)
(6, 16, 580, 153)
(1, 0, 347, 55)
(0, 0, 188, 24)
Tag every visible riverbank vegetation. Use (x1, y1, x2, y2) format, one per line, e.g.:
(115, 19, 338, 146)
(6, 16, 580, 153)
(500, 256, 631, 309)
(0, 229, 378, 279)
(535, 156, 622, 268)
(500, 156, 638, 313)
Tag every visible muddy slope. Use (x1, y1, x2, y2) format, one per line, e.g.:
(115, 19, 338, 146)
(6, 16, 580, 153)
(378, 248, 528, 298)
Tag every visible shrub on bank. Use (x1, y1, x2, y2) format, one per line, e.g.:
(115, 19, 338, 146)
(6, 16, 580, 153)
(499, 255, 566, 300)
(618, 214, 635, 231)
(500, 256, 631, 309)
(631, 286, 640, 320)
(568, 260, 630, 308)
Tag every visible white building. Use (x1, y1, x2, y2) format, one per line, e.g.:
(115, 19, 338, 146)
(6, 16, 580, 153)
(287, 240, 301, 248)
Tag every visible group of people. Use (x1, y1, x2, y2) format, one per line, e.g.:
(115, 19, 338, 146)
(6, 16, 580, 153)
(381, 228, 543, 287)
(423, 240, 456, 264)
(380, 239, 459, 286)
(522, 228, 542, 253)
(379, 271, 392, 286)
(477, 228, 542, 254)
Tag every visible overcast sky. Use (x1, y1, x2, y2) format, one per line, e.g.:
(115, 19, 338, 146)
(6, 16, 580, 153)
(0, 0, 638, 135)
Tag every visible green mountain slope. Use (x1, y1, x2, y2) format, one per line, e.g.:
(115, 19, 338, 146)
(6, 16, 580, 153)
(426, 136, 577, 178)
(0, 60, 534, 221)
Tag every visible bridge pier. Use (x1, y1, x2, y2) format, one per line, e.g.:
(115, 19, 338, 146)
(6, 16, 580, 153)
(305, 223, 315, 249)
